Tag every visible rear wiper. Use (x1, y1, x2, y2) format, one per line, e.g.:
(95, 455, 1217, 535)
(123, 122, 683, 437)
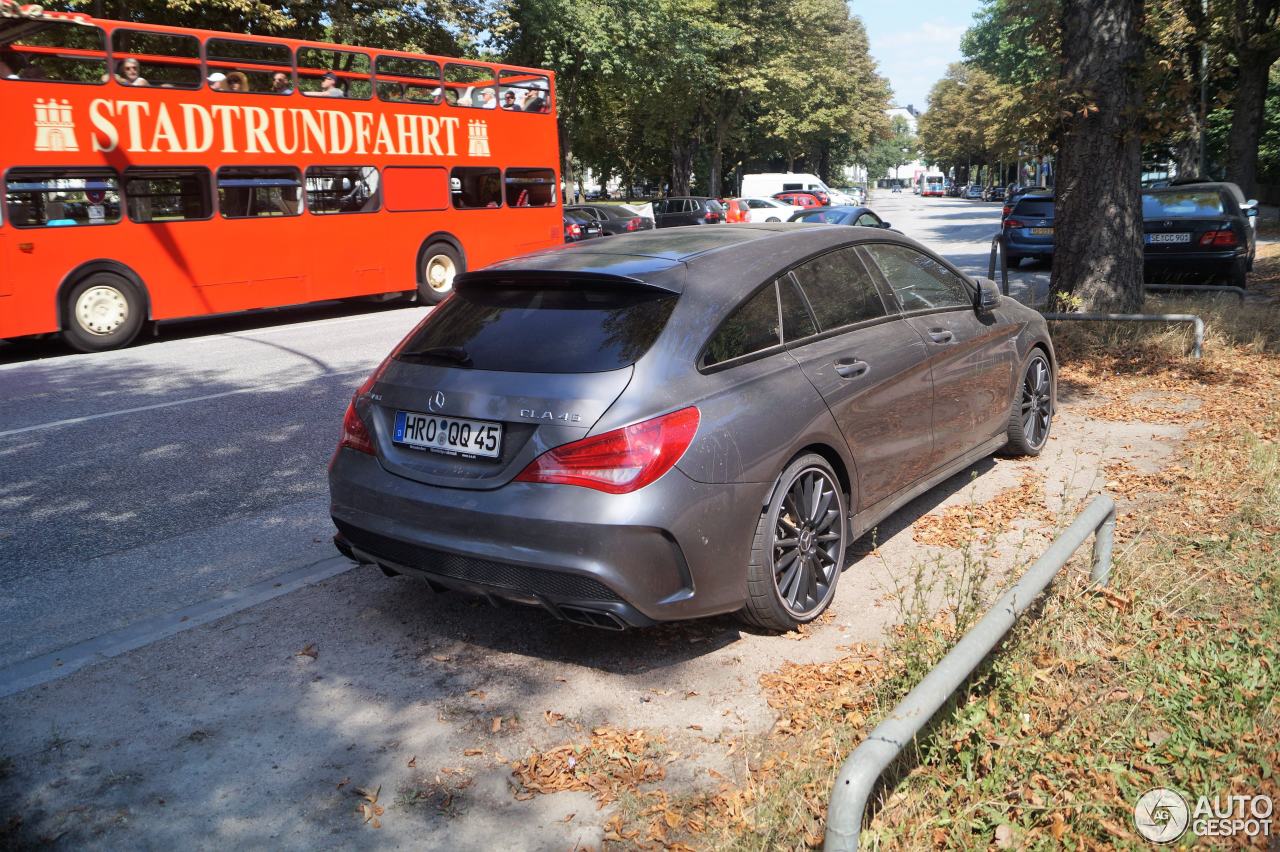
(399, 345, 472, 367)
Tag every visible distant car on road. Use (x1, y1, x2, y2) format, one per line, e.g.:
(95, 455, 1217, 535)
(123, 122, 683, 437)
(653, 196, 725, 227)
(1002, 185, 1049, 217)
(565, 204, 652, 235)
(1002, 194, 1055, 267)
(1142, 186, 1256, 288)
(563, 211, 603, 242)
(983, 185, 1006, 202)
(329, 225, 1057, 632)
(964, 185, 984, 200)
(787, 205, 894, 231)
(740, 197, 802, 222)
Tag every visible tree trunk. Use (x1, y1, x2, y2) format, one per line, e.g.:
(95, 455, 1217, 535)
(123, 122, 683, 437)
(670, 132, 696, 196)
(1225, 49, 1276, 198)
(1049, 0, 1146, 313)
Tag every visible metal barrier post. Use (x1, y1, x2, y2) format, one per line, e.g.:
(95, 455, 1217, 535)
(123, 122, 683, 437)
(986, 233, 1010, 296)
(824, 494, 1117, 851)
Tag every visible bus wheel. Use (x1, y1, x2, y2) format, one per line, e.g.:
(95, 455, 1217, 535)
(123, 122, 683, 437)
(419, 243, 463, 305)
(61, 273, 145, 353)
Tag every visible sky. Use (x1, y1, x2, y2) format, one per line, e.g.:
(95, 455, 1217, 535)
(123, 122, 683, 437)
(854, 0, 984, 114)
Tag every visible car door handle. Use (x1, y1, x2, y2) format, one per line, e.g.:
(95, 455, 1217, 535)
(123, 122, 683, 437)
(834, 358, 870, 379)
(927, 329, 955, 344)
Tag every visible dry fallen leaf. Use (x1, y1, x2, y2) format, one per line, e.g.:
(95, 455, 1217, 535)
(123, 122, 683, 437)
(687, 724, 702, 731)
(336, 777, 350, 790)
(432, 654, 451, 663)
(295, 643, 318, 659)
(406, 756, 417, 768)
(544, 711, 565, 726)
(491, 716, 503, 733)
(463, 748, 484, 757)
(1050, 812, 1066, 840)
(994, 824, 1013, 849)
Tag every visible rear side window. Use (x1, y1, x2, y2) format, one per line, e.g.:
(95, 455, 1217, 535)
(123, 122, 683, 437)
(703, 284, 781, 367)
(376, 55, 441, 104)
(1, 21, 106, 84)
(125, 168, 211, 222)
(499, 69, 550, 113)
(444, 62, 495, 109)
(397, 285, 677, 373)
(1014, 198, 1054, 217)
(217, 167, 301, 218)
(305, 167, 380, 214)
(5, 169, 119, 227)
(1142, 192, 1225, 218)
(110, 30, 200, 89)
(862, 243, 970, 311)
(451, 167, 501, 208)
(790, 246, 887, 330)
(206, 38, 292, 94)
(298, 46, 371, 100)
(779, 277, 817, 341)
(505, 168, 556, 207)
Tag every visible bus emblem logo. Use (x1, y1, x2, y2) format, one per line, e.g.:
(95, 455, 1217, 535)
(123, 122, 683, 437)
(34, 98, 79, 152)
(467, 120, 490, 157)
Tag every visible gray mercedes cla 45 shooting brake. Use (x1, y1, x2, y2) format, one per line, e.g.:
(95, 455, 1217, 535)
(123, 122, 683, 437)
(329, 225, 1055, 632)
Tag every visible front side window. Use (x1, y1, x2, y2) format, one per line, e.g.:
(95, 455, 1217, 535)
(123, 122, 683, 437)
(498, 69, 551, 113)
(703, 283, 781, 367)
(206, 38, 291, 95)
(444, 62, 496, 109)
(376, 55, 441, 104)
(504, 168, 556, 207)
(124, 168, 210, 222)
(790, 246, 887, 330)
(451, 167, 501, 209)
(110, 30, 200, 89)
(298, 47, 371, 100)
(217, 167, 301, 218)
(305, 167, 380, 214)
(5, 169, 119, 227)
(0, 21, 105, 84)
(861, 243, 971, 312)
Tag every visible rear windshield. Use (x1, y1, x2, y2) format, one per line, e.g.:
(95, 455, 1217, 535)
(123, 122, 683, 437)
(397, 285, 677, 373)
(1014, 198, 1054, 217)
(1143, 192, 1225, 218)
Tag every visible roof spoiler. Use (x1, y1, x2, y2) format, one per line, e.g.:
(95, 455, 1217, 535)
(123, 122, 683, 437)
(454, 269, 680, 295)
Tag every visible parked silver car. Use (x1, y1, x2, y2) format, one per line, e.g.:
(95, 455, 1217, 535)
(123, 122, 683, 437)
(329, 225, 1055, 631)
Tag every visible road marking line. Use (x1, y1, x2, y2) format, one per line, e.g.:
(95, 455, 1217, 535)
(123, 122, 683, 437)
(0, 367, 370, 439)
(0, 556, 355, 699)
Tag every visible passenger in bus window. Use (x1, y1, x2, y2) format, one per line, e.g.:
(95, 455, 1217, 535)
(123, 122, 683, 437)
(208, 72, 226, 90)
(312, 71, 344, 97)
(271, 71, 293, 95)
(0, 52, 20, 79)
(501, 90, 518, 110)
(226, 71, 249, 92)
(106, 57, 149, 86)
(479, 87, 496, 109)
(522, 89, 547, 112)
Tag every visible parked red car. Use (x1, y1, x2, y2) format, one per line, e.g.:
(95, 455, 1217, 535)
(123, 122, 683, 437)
(773, 190, 828, 208)
(721, 198, 751, 223)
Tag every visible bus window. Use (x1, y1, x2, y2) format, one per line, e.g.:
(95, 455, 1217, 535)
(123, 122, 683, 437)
(306, 167, 380, 214)
(110, 30, 200, 89)
(444, 63, 495, 109)
(124, 168, 211, 222)
(5, 169, 120, 227)
(1, 20, 106, 85)
(375, 55, 441, 104)
(383, 167, 447, 212)
(298, 47, 370, 100)
(206, 38, 292, 94)
(498, 70, 550, 114)
(217, 167, 302, 218)
(504, 168, 556, 208)
(450, 168, 501, 209)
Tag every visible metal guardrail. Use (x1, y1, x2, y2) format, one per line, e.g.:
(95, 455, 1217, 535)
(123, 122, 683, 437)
(824, 494, 1117, 852)
(1040, 312, 1204, 359)
(1145, 283, 1247, 303)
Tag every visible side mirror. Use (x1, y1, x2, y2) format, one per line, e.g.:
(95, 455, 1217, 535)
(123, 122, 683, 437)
(880, 221, 892, 229)
(974, 276, 1001, 313)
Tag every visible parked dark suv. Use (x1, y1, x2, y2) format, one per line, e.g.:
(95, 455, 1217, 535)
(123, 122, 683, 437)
(566, 204, 654, 235)
(653, 197, 725, 228)
(1002, 194, 1055, 266)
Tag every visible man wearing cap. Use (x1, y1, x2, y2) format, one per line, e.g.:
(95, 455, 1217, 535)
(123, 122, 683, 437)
(208, 71, 226, 91)
(317, 70, 344, 97)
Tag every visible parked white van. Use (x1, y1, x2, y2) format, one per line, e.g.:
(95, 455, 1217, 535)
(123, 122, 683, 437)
(740, 173, 854, 205)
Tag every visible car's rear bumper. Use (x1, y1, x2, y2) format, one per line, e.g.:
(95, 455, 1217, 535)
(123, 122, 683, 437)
(1004, 231, 1055, 256)
(328, 449, 763, 627)
(1143, 249, 1245, 276)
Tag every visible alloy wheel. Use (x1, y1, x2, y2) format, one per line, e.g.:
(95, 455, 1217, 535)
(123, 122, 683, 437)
(1020, 355, 1052, 449)
(771, 467, 844, 616)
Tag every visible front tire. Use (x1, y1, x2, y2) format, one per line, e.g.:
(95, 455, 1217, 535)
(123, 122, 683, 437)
(418, 242, 463, 305)
(765, 217, 781, 223)
(1003, 350, 1053, 456)
(740, 454, 848, 632)
(61, 273, 145, 353)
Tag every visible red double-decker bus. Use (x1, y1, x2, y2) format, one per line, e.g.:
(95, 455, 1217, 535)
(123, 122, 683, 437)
(0, 3, 561, 351)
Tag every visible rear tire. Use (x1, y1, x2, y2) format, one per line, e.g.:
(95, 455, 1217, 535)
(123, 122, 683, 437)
(418, 242, 463, 305)
(1002, 350, 1053, 456)
(1228, 260, 1247, 289)
(61, 273, 145, 353)
(740, 454, 848, 632)
(766, 217, 781, 223)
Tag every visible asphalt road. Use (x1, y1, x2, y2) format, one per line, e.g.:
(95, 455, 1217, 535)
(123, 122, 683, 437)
(0, 191, 1037, 677)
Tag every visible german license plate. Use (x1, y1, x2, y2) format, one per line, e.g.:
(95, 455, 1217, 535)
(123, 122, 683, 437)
(393, 410, 502, 459)
(1030, 227, 1053, 235)
(1146, 233, 1191, 244)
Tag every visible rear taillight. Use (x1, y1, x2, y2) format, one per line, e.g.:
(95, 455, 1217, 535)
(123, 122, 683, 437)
(1198, 229, 1238, 247)
(566, 222, 582, 237)
(514, 407, 700, 494)
(338, 400, 375, 455)
(706, 212, 720, 222)
(626, 217, 642, 231)
(1005, 218, 1026, 228)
